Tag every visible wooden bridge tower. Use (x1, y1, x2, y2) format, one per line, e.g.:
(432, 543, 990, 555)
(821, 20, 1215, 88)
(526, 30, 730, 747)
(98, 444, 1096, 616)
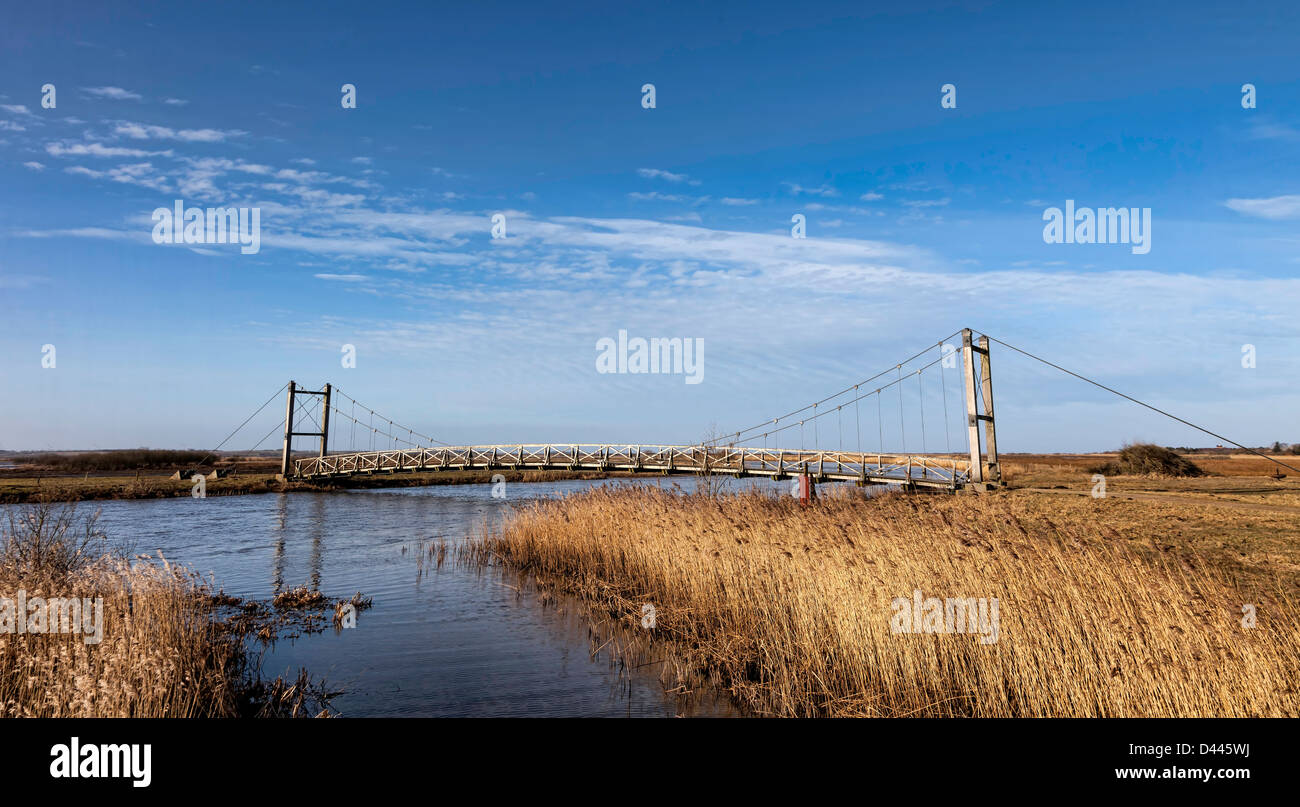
(277, 381, 332, 479)
(960, 329, 999, 488)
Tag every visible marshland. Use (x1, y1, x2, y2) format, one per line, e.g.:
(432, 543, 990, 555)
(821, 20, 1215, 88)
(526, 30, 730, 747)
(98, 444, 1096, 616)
(2, 449, 1297, 717)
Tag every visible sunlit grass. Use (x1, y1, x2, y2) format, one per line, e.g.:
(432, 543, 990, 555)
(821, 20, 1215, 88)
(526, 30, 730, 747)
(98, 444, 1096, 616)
(469, 485, 1300, 717)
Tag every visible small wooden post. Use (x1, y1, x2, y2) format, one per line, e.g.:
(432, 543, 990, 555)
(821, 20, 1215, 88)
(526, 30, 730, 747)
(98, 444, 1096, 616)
(961, 330, 984, 484)
(977, 336, 999, 483)
(279, 381, 297, 478)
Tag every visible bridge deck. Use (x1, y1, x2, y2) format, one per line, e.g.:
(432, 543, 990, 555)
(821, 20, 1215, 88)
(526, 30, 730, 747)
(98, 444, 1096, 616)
(293, 445, 973, 489)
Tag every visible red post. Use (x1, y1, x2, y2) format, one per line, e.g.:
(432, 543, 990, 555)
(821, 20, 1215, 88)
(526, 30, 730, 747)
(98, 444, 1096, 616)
(799, 473, 816, 507)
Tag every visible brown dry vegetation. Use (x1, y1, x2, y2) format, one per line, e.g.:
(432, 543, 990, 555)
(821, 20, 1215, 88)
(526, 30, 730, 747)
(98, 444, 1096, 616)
(469, 485, 1300, 717)
(999, 451, 1300, 505)
(0, 502, 330, 717)
(0, 468, 630, 504)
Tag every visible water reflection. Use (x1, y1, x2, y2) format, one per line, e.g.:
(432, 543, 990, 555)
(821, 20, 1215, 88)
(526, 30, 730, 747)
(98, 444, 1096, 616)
(81, 476, 796, 716)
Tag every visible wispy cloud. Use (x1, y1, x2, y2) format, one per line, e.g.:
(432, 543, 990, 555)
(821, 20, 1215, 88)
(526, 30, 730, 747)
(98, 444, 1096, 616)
(113, 121, 245, 142)
(46, 141, 171, 158)
(1246, 118, 1299, 141)
(1224, 195, 1300, 220)
(314, 273, 368, 282)
(638, 167, 699, 185)
(902, 198, 950, 208)
(81, 86, 143, 101)
(65, 162, 169, 192)
(783, 182, 838, 198)
(628, 191, 687, 202)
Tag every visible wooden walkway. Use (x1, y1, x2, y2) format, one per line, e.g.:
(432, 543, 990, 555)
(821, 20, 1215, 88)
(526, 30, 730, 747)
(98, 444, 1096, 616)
(292, 444, 973, 489)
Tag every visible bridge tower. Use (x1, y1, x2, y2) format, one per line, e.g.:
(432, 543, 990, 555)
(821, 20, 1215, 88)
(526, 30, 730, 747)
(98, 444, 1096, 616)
(960, 329, 1000, 488)
(277, 381, 332, 479)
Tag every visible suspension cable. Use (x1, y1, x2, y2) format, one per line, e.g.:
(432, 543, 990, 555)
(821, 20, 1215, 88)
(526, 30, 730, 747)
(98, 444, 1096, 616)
(984, 333, 1300, 474)
(705, 329, 965, 446)
(192, 382, 289, 468)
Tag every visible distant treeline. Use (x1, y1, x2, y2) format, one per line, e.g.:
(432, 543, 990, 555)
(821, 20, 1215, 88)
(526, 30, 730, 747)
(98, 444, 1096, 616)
(1173, 443, 1300, 455)
(19, 449, 209, 473)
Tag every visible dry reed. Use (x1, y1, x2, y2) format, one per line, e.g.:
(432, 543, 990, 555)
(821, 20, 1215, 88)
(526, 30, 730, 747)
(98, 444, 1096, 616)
(468, 485, 1300, 717)
(1, 502, 330, 717)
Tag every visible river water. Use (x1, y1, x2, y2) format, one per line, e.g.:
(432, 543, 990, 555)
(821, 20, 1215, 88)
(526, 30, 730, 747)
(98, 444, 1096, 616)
(83, 476, 797, 717)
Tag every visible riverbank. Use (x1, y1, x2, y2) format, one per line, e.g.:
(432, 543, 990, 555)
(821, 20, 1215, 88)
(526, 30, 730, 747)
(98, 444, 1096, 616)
(0, 468, 630, 504)
(0, 503, 337, 717)
(468, 484, 1300, 717)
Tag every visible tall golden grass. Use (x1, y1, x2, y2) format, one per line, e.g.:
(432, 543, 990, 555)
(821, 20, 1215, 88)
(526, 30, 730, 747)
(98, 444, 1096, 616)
(470, 485, 1300, 717)
(1, 502, 325, 717)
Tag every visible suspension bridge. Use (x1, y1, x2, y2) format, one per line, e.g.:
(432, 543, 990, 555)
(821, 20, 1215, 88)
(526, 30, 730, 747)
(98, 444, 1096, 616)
(199, 326, 1294, 495)
(199, 328, 999, 493)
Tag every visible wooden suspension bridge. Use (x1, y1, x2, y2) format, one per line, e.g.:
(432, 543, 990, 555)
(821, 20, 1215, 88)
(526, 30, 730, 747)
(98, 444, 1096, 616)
(270, 329, 1002, 493)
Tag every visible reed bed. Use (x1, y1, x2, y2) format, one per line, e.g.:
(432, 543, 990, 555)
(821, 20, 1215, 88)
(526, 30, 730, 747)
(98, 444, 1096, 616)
(468, 485, 1300, 717)
(1, 502, 328, 717)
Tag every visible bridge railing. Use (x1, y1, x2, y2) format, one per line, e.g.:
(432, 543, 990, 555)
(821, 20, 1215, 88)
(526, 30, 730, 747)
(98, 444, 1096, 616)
(292, 444, 973, 487)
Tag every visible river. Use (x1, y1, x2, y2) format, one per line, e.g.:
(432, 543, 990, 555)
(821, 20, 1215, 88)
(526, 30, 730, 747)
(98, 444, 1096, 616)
(82, 476, 799, 717)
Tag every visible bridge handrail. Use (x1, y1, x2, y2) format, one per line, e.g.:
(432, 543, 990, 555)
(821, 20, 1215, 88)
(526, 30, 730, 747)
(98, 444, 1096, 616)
(291, 443, 974, 487)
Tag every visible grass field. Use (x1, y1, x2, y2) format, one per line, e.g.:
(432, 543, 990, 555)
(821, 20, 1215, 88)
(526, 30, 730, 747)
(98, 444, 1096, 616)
(467, 457, 1300, 717)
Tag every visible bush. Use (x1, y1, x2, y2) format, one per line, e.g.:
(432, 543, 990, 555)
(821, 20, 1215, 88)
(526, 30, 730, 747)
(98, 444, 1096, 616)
(1088, 443, 1205, 477)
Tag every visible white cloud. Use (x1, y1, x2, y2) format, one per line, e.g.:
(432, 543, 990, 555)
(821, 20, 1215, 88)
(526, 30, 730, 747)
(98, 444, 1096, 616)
(65, 161, 169, 191)
(162, 98, 189, 106)
(783, 182, 838, 197)
(82, 86, 143, 101)
(314, 273, 368, 282)
(1, 104, 34, 116)
(0, 120, 25, 131)
(22, 161, 44, 171)
(113, 121, 245, 142)
(1246, 118, 1299, 141)
(47, 141, 171, 158)
(1225, 195, 1300, 220)
(637, 167, 699, 185)
(902, 198, 951, 208)
(628, 191, 686, 202)
(720, 197, 759, 206)
(860, 192, 883, 201)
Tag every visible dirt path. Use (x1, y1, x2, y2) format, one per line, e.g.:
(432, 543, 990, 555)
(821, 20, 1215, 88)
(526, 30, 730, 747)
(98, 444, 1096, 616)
(1018, 486, 1300, 516)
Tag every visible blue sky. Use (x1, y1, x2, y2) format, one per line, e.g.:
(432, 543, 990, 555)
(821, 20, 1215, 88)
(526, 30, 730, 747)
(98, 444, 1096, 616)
(1, 0, 1298, 453)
